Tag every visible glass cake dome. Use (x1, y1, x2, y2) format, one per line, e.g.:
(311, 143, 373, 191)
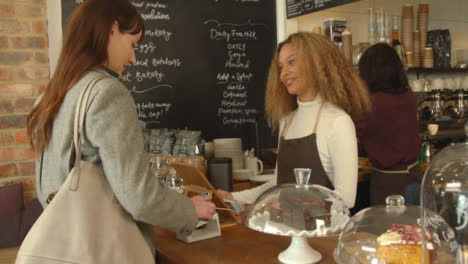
(334, 195, 457, 264)
(421, 138, 468, 263)
(245, 168, 350, 264)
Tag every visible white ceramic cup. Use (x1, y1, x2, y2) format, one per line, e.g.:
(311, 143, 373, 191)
(445, 78, 456, 90)
(462, 76, 468, 89)
(432, 78, 445, 90)
(454, 76, 463, 90)
(427, 124, 439, 135)
(410, 80, 424, 92)
(244, 156, 263, 175)
(233, 169, 253, 181)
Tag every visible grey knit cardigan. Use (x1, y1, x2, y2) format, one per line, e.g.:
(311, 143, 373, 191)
(36, 69, 198, 251)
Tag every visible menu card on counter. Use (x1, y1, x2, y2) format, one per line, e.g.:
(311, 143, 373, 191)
(61, 0, 276, 143)
(286, 0, 360, 19)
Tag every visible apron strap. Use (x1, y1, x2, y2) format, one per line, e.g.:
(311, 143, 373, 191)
(39, 151, 44, 191)
(280, 110, 296, 138)
(373, 161, 419, 174)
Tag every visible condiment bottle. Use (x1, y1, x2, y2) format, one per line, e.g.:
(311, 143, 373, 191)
(342, 29, 352, 65)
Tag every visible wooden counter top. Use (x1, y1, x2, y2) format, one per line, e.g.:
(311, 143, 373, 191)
(153, 225, 338, 264)
(0, 228, 338, 264)
(0, 247, 18, 264)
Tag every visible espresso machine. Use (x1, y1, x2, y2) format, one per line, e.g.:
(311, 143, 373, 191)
(453, 90, 466, 119)
(443, 89, 467, 119)
(419, 90, 444, 121)
(419, 89, 468, 121)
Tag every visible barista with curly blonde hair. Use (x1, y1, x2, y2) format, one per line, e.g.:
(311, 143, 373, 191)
(218, 32, 371, 208)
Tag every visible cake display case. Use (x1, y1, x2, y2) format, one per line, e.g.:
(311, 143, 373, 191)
(334, 195, 457, 263)
(421, 139, 468, 263)
(245, 168, 350, 264)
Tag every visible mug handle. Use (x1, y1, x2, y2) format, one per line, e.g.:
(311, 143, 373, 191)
(257, 159, 263, 174)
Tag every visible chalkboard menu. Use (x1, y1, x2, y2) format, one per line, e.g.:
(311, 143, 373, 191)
(61, 0, 277, 147)
(286, 0, 359, 19)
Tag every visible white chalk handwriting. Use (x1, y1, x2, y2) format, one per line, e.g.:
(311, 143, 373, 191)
(223, 90, 247, 99)
(133, 57, 181, 68)
(136, 101, 172, 121)
(135, 42, 156, 54)
(209, 28, 257, 42)
(135, 70, 166, 82)
(140, 9, 170, 21)
(129, 84, 172, 94)
(152, 57, 182, 67)
(146, 2, 168, 9)
(220, 99, 248, 108)
(204, 19, 272, 32)
(222, 116, 256, 127)
(226, 82, 246, 91)
(145, 28, 173, 41)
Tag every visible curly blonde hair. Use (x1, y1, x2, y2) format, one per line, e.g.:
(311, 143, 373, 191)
(265, 32, 371, 130)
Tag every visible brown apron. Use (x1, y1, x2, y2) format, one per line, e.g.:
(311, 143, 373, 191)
(370, 161, 422, 205)
(276, 104, 333, 189)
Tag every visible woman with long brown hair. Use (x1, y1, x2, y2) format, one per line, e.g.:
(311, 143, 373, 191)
(27, 0, 214, 256)
(356, 43, 422, 205)
(218, 32, 371, 208)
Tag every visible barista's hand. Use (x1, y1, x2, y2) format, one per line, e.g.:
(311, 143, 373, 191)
(216, 189, 233, 200)
(191, 195, 216, 220)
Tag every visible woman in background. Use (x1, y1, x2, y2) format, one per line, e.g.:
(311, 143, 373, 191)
(27, 0, 215, 257)
(355, 43, 422, 205)
(218, 32, 371, 208)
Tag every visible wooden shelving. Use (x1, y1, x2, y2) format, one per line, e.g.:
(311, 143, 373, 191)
(407, 67, 468, 79)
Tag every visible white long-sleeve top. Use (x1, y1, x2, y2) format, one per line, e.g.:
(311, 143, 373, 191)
(232, 95, 358, 208)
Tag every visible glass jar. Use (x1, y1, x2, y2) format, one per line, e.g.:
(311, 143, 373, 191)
(165, 168, 185, 194)
(421, 140, 468, 262)
(334, 195, 457, 263)
(149, 154, 169, 184)
(245, 168, 350, 264)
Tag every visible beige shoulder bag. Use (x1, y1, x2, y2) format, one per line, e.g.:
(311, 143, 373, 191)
(16, 75, 154, 264)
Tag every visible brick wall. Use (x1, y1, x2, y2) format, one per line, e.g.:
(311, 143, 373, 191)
(0, 0, 49, 205)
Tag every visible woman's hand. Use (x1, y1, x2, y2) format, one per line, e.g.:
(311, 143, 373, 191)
(191, 195, 216, 220)
(216, 189, 233, 200)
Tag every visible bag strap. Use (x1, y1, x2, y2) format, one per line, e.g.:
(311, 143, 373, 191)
(69, 75, 108, 191)
(39, 151, 44, 191)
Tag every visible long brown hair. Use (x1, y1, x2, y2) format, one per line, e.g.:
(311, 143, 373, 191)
(27, 0, 144, 153)
(359, 43, 410, 94)
(265, 32, 371, 130)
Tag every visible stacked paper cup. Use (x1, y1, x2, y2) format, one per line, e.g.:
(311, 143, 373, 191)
(423, 47, 434, 68)
(414, 30, 421, 67)
(213, 138, 244, 170)
(406, 51, 415, 68)
(418, 3, 429, 52)
(401, 4, 414, 54)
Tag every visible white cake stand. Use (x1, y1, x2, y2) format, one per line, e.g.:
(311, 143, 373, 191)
(246, 169, 350, 264)
(278, 236, 322, 264)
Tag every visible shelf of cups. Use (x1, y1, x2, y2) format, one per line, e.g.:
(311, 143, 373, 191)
(419, 118, 466, 130)
(408, 67, 468, 74)
(408, 67, 468, 79)
(418, 118, 467, 142)
(419, 128, 466, 141)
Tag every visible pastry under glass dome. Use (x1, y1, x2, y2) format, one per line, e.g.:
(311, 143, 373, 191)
(245, 168, 350, 264)
(421, 138, 468, 263)
(334, 195, 457, 264)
